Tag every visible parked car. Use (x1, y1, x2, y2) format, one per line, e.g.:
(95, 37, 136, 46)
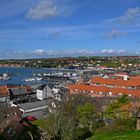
(23, 116, 36, 121)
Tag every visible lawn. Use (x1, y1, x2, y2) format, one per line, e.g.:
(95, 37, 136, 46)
(89, 131, 140, 140)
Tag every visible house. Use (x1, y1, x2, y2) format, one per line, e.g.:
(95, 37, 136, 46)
(8, 86, 32, 103)
(52, 87, 62, 101)
(52, 86, 70, 101)
(90, 76, 140, 90)
(36, 84, 53, 100)
(67, 84, 140, 97)
(36, 84, 67, 101)
(114, 72, 129, 80)
(0, 86, 9, 102)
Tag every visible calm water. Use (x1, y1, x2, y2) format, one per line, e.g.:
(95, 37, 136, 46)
(0, 67, 80, 86)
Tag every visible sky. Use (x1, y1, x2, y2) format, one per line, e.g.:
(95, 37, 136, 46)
(0, 0, 140, 59)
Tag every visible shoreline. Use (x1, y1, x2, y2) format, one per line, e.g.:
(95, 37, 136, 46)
(0, 66, 83, 72)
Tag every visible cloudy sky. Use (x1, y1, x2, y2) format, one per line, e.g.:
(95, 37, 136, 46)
(0, 0, 140, 59)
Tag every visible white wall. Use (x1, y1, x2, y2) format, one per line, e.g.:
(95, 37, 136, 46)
(36, 89, 44, 100)
(36, 85, 53, 100)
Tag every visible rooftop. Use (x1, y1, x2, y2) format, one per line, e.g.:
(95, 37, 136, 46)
(90, 76, 140, 87)
(67, 84, 140, 97)
(0, 86, 9, 97)
(18, 100, 48, 111)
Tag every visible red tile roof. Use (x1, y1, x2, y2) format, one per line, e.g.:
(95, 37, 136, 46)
(0, 86, 9, 97)
(130, 76, 140, 80)
(7, 85, 32, 93)
(90, 76, 140, 87)
(67, 84, 140, 97)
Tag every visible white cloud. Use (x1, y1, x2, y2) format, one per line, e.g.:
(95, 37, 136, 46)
(0, 49, 140, 59)
(31, 49, 140, 57)
(32, 49, 46, 55)
(103, 29, 127, 39)
(101, 49, 115, 54)
(118, 50, 126, 53)
(26, 0, 89, 20)
(26, 0, 58, 19)
(118, 7, 140, 24)
(99, 49, 140, 55)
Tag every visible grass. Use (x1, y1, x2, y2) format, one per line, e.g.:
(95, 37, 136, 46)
(89, 130, 140, 140)
(32, 118, 48, 130)
(33, 118, 140, 140)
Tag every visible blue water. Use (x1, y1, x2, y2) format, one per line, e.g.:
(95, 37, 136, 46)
(0, 67, 80, 86)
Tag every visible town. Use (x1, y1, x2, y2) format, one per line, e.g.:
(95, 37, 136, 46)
(0, 56, 140, 139)
(1, 0, 140, 139)
(0, 56, 140, 70)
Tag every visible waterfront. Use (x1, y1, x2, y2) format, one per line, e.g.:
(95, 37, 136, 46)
(0, 67, 81, 85)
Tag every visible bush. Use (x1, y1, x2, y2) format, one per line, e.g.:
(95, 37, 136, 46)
(74, 127, 92, 140)
(114, 117, 136, 131)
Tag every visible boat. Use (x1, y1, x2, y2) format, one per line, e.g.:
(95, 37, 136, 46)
(0, 73, 11, 80)
(23, 77, 42, 82)
(35, 77, 42, 81)
(23, 78, 36, 82)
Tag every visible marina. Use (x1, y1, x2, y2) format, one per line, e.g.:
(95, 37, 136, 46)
(0, 67, 81, 86)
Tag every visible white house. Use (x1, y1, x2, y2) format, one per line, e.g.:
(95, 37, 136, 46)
(36, 85, 53, 100)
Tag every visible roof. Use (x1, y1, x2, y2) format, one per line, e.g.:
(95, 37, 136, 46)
(37, 84, 54, 90)
(8, 86, 28, 95)
(0, 86, 9, 97)
(67, 84, 108, 93)
(130, 76, 140, 80)
(37, 85, 46, 90)
(90, 76, 140, 87)
(18, 100, 48, 110)
(67, 84, 140, 97)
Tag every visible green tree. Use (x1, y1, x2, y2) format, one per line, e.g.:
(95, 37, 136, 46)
(43, 112, 62, 140)
(117, 94, 129, 105)
(106, 94, 129, 119)
(77, 103, 96, 132)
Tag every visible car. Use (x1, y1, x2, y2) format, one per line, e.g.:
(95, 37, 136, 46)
(24, 116, 36, 121)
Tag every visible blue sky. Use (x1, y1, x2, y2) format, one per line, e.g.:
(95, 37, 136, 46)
(0, 0, 140, 58)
